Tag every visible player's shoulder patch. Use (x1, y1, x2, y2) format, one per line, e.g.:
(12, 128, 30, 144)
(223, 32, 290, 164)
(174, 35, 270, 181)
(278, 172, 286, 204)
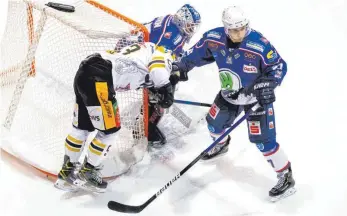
(245, 40, 266, 53)
(153, 16, 166, 29)
(205, 27, 224, 40)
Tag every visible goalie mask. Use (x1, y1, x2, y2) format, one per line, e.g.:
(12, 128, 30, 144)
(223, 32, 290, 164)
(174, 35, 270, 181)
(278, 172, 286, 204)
(173, 4, 201, 37)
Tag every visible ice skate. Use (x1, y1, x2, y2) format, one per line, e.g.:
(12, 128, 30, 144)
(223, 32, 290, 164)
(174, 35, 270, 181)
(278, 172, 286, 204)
(54, 155, 79, 192)
(68, 160, 107, 193)
(201, 135, 230, 162)
(269, 165, 296, 202)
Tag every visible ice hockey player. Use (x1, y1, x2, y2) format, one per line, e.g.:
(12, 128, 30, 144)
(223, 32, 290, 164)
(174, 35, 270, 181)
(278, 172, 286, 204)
(173, 6, 295, 201)
(54, 42, 176, 193)
(143, 4, 201, 148)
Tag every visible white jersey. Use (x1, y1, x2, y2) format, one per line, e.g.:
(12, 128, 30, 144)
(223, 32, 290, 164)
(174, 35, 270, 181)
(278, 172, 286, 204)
(99, 42, 173, 91)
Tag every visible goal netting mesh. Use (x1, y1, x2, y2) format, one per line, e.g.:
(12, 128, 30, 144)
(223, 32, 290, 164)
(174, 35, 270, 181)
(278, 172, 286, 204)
(0, 0, 149, 178)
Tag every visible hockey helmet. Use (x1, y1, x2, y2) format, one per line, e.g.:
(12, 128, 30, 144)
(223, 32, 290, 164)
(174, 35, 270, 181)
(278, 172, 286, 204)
(173, 4, 201, 37)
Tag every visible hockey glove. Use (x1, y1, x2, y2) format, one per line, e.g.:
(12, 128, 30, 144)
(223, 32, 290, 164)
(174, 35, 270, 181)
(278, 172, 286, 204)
(172, 62, 189, 82)
(157, 83, 174, 109)
(253, 76, 278, 106)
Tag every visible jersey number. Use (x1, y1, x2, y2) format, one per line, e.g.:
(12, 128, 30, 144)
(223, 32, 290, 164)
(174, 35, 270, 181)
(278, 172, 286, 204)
(122, 44, 141, 55)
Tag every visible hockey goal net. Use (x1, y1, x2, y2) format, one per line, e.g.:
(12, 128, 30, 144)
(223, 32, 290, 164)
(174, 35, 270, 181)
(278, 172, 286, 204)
(0, 0, 149, 178)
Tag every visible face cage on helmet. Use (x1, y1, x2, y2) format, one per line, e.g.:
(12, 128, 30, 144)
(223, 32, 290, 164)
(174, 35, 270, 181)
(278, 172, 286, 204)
(183, 21, 201, 36)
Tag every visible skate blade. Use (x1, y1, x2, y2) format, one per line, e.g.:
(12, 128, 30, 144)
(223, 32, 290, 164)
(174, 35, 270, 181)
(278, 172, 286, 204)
(72, 178, 107, 194)
(269, 187, 296, 202)
(54, 178, 79, 192)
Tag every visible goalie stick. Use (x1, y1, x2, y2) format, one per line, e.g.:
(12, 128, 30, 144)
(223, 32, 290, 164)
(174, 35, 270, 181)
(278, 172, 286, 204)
(107, 103, 261, 213)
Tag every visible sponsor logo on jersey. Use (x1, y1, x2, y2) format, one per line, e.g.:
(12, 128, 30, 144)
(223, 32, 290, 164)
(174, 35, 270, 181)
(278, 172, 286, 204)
(226, 56, 232, 64)
(249, 121, 261, 135)
(260, 37, 269, 44)
(243, 64, 258, 73)
(164, 32, 172, 39)
(207, 31, 221, 39)
(154, 16, 164, 28)
(244, 52, 256, 60)
(267, 50, 278, 62)
(209, 103, 220, 119)
(115, 83, 130, 91)
(173, 35, 182, 45)
(269, 121, 274, 129)
(208, 42, 218, 50)
(246, 41, 265, 52)
(234, 53, 240, 59)
(268, 108, 273, 116)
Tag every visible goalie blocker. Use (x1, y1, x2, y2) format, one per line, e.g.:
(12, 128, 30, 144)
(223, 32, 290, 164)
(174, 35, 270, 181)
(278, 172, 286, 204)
(55, 42, 175, 192)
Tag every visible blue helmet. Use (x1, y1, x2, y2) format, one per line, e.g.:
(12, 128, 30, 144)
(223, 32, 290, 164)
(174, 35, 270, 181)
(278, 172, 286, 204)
(173, 4, 201, 37)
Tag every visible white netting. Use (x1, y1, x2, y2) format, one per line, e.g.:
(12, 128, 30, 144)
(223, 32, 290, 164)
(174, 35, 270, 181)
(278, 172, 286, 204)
(0, 0, 148, 177)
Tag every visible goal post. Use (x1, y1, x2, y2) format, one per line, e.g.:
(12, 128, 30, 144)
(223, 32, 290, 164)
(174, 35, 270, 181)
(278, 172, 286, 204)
(0, 0, 149, 178)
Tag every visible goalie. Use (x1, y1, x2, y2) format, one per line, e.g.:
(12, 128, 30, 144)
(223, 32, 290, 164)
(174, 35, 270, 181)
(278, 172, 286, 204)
(115, 4, 201, 147)
(55, 42, 176, 193)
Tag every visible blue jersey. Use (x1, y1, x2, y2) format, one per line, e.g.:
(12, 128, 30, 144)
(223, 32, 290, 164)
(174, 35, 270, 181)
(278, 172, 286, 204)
(179, 27, 287, 105)
(145, 15, 189, 58)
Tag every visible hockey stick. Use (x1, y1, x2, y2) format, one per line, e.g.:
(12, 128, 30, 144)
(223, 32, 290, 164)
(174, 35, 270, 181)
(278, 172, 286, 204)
(108, 103, 261, 213)
(174, 99, 212, 107)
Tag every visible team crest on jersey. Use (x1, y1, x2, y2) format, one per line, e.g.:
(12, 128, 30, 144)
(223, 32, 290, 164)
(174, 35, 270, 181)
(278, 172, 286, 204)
(268, 108, 273, 116)
(269, 121, 274, 129)
(164, 32, 172, 39)
(219, 69, 241, 93)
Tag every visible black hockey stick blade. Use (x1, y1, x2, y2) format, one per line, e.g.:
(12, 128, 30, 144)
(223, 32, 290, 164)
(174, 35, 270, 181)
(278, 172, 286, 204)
(107, 103, 260, 213)
(107, 201, 145, 213)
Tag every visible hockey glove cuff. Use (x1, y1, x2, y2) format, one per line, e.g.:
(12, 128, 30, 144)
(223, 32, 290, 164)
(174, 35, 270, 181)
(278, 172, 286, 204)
(253, 76, 278, 106)
(172, 62, 189, 82)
